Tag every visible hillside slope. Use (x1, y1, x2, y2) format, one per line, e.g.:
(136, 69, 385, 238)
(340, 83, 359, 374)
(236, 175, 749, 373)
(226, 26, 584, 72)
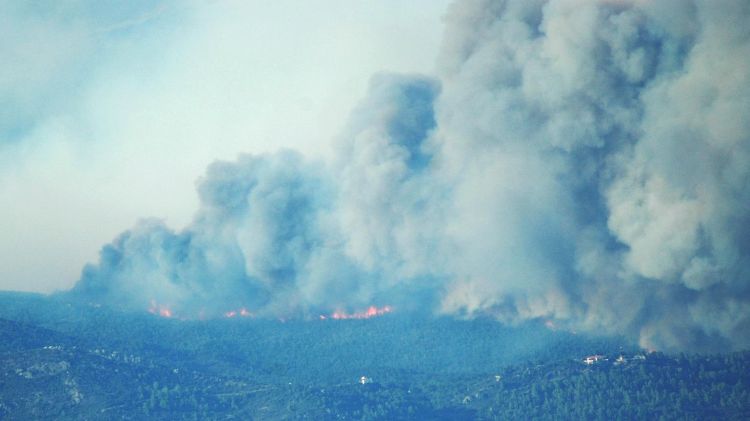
(1, 294, 748, 419)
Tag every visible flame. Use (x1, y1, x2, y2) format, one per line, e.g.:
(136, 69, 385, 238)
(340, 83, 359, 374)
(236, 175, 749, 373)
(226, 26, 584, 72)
(224, 307, 254, 318)
(324, 305, 393, 320)
(148, 300, 174, 318)
(145, 302, 390, 321)
(147, 302, 256, 320)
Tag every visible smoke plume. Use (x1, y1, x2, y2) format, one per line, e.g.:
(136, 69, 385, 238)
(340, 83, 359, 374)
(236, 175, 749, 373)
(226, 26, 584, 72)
(71, 0, 750, 352)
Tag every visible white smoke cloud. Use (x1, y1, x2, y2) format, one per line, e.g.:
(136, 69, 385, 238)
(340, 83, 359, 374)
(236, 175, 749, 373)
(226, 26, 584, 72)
(419, 0, 750, 351)
(0, 0, 449, 293)
(70, 0, 750, 352)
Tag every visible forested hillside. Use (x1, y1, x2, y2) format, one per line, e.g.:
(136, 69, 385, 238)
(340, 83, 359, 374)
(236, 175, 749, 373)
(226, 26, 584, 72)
(1, 293, 748, 420)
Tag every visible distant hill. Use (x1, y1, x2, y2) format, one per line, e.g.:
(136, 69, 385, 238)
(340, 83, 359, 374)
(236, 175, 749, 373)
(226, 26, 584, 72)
(0, 292, 748, 419)
(0, 292, 635, 381)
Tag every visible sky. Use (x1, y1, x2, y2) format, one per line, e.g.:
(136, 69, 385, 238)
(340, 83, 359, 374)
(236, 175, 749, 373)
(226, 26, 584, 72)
(0, 0, 451, 293)
(3, 0, 750, 353)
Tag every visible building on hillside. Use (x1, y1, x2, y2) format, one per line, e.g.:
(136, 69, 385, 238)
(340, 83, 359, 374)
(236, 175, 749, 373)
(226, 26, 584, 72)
(583, 355, 606, 365)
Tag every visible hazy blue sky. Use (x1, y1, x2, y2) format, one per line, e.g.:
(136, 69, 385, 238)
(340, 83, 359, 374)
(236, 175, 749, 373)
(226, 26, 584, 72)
(0, 0, 450, 292)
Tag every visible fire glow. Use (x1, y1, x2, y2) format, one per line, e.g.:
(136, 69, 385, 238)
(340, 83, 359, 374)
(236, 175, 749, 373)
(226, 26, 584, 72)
(148, 300, 174, 318)
(320, 305, 393, 320)
(148, 299, 258, 320)
(224, 308, 254, 318)
(146, 302, 392, 321)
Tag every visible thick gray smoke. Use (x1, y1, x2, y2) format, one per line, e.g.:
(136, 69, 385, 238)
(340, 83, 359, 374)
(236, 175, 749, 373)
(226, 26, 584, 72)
(71, 0, 750, 352)
(72, 74, 442, 318)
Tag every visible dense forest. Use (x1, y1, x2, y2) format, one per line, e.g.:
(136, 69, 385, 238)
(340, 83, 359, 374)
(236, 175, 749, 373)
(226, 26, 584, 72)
(1, 292, 748, 419)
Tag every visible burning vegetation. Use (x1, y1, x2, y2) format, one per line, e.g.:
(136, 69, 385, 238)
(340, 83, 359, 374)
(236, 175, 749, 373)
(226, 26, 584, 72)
(146, 301, 393, 321)
(320, 305, 393, 320)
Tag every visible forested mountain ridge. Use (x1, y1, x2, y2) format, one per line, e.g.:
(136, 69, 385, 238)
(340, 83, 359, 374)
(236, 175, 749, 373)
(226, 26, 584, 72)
(0, 293, 748, 420)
